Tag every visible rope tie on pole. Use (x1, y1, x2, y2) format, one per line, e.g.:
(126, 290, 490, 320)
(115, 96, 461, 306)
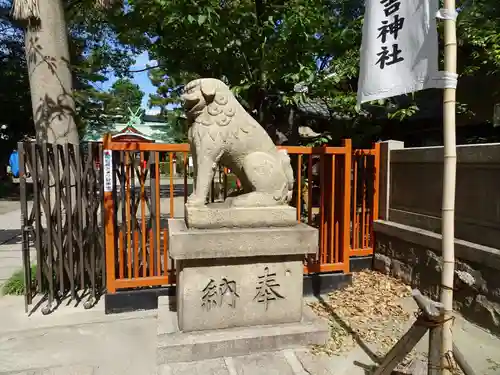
(414, 310, 455, 328)
(430, 9, 459, 92)
(10, 0, 40, 24)
(436, 9, 458, 21)
(413, 309, 461, 373)
(432, 71, 458, 89)
(427, 351, 460, 373)
(440, 284, 455, 291)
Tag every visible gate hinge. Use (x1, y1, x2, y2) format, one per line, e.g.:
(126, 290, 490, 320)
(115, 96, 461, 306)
(22, 225, 33, 234)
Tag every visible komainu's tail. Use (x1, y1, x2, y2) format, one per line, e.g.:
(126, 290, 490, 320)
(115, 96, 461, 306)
(277, 149, 294, 203)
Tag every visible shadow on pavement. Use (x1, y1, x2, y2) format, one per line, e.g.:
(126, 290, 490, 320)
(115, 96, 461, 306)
(315, 295, 382, 365)
(0, 229, 22, 245)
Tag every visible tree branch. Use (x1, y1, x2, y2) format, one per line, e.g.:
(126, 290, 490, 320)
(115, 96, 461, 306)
(128, 64, 164, 73)
(254, 0, 265, 26)
(319, 55, 331, 71)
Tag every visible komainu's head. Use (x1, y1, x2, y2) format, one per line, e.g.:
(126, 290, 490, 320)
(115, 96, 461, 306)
(181, 78, 236, 127)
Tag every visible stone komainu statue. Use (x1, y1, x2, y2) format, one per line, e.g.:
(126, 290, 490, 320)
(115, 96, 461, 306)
(182, 78, 294, 207)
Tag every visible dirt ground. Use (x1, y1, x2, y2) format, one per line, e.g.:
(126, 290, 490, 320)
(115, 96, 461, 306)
(309, 270, 500, 374)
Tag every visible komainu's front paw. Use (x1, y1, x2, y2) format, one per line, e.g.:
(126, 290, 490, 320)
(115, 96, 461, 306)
(187, 193, 205, 206)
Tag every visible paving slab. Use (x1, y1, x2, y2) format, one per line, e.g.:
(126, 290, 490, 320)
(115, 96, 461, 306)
(0, 207, 24, 232)
(0, 201, 22, 216)
(0, 314, 156, 373)
(0, 295, 157, 333)
(93, 362, 157, 375)
(293, 350, 336, 375)
(230, 352, 295, 375)
(0, 207, 27, 286)
(282, 349, 313, 375)
(157, 304, 328, 364)
(295, 346, 378, 375)
(161, 358, 230, 375)
(0, 292, 499, 375)
(1, 365, 95, 375)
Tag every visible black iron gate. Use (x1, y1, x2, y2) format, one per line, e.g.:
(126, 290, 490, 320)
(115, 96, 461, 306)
(18, 141, 106, 314)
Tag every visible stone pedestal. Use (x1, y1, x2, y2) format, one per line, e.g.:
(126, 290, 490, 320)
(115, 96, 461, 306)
(184, 203, 297, 229)
(164, 212, 328, 362)
(168, 218, 318, 332)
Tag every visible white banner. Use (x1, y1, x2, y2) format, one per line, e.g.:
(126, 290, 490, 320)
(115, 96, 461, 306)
(357, 0, 441, 105)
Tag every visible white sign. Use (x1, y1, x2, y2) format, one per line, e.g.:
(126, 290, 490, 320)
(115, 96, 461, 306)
(357, 0, 440, 105)
(188, 156, 193, 167)
(103, 150, 113, 192)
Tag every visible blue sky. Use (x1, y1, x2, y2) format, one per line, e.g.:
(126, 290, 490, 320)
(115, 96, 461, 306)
(92, 1, 160, 112)
(93, 51, 161, 114)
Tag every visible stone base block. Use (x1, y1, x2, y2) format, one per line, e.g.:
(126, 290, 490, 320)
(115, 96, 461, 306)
(185, 203, 297, 229)
(157, 306, 329, 364)
(168, 219, 318, 259)
(176, 255, 305, 332)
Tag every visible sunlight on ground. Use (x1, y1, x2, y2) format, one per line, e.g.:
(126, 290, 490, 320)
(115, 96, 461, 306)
(309, 270, 428, 372)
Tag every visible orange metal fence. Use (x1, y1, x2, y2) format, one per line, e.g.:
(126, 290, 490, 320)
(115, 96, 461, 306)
(103, 136, 380, 293)
(351, 145, 380, 257)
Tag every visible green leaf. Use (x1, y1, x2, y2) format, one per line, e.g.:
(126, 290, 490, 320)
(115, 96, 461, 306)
(198, 15, 207, 25)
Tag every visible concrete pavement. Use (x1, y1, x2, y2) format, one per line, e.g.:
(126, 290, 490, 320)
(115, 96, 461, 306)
(0, 207, 27, 285)
(1, 179, 499, 374)
(0, 201, 21, 216)
(0, 294, 499, 375)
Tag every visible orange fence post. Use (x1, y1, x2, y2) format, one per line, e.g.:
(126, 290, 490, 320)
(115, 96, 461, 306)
(183, 152, 188, 204)
(296, 154, 302, 222)
(329, 155, 336, 264)
(125, 152, 132, 279)
(103, 134, 117, 293)
(169, 152, 174, 217)
(307, 156, 313, 226)
(155, 152, 161, 274)
(319, 148, 326, 264)
(373, 142, 381, 221)
(352, 153, 358, 250)
(140, 152, 146, 279)
(370, 142, 381, 252)
(342, 139, 352, 274)
(101, 140, 381, 290)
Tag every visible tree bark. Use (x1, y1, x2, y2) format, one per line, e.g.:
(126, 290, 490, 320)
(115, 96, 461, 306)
(24, 0, 79, 144)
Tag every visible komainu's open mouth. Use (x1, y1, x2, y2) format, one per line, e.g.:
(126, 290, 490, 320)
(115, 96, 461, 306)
(183, 97, 200, 113)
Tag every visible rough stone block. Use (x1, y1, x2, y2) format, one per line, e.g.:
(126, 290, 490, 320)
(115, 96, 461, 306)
(176, 255, 304, 331)
(374, 220, 500, 334)
(168, 219, 318, 260)
(390, 259, 413, 285)
(373, 253, 391, 274)
(473, 295, 500, 327)
(185, 203, 297, 229)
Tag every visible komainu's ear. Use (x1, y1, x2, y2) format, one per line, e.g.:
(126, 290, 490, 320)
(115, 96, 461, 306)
(200, 79, 217, 102)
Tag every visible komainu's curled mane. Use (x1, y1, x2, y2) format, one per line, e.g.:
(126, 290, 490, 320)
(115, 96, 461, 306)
(182, 78, 294, 207)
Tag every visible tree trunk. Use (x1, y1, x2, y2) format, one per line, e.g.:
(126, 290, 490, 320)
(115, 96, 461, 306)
(24, 0, 79, 144)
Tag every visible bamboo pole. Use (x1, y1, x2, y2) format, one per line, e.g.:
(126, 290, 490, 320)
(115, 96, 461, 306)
(440, 0, 458, 373)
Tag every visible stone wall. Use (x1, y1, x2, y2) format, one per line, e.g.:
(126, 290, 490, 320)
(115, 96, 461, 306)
(373, 220, 500, 335)
(380, 141, 500, 249)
